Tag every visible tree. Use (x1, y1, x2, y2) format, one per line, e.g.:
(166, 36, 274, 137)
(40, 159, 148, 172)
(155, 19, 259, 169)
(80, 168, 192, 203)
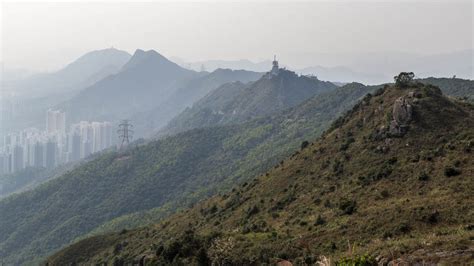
(394, 72, 415, 87)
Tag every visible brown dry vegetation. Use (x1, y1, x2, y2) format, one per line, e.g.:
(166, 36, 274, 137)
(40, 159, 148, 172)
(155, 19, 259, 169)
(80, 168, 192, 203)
(47, 83, 474, 265)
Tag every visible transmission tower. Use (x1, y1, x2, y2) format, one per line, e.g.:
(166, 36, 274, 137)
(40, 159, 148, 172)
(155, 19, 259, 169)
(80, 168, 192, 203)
(117, 120, 133, 149)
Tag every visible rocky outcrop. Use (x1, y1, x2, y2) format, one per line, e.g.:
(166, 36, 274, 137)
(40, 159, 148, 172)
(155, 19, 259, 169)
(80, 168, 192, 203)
(389, 96, 413, 137)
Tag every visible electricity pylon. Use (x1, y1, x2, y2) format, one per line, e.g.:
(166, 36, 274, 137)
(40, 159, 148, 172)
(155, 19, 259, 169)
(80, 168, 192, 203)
(117, 120, 133, 149)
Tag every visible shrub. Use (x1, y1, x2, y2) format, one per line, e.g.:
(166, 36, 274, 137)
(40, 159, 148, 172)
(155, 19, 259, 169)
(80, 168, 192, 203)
(315, 215, 326, 226)
(338, 199, 357, 215)
(340, 137, 355, 151)
(444, 166, 461, 177)
(395, 222, 411, 235)
(336, 253, 377, 266)
(423, 211, 440, 224)
(299, 220, 308, 226)
(246, 205, 260, 217)
(209, 205, 218, 214)
(418, 172, 430, 181)
(162, 241, 182, 262)
(301, 141, 310, 150)
(333, 160, 344, 175)
(324, 199, 332, 208)
(394, 72, 415, 88)
(196, 248, 210, 266)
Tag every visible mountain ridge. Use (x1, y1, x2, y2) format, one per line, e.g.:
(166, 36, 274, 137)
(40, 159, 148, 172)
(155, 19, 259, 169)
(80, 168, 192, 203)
(159, 69, 337, 137)
(48, 82, 474, 265)
(61, 49, 200, 123)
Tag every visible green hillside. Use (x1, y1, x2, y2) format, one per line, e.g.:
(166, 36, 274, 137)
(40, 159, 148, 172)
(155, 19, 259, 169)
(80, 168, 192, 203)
(49, 83, 474, 265)
(131, 68, 262, 137)
(159, 69, 337, 136)
(419, 77, 473, 101)
(0, 83, 374, 264)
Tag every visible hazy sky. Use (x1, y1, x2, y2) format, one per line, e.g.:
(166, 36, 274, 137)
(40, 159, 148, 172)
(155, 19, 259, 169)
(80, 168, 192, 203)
(1, 0, 472, 71)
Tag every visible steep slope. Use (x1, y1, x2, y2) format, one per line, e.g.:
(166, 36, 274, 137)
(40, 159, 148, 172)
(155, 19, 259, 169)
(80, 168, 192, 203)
(131, 69, 262, 137)
(50, 83, 474, 265)
(160, 69, 337, 136)
(61, 49, 200, 123)
(0, 83, 374, 264)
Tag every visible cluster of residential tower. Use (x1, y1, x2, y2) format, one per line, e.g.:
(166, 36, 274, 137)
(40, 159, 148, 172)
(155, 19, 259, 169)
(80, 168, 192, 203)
(0, 109, 114, 174)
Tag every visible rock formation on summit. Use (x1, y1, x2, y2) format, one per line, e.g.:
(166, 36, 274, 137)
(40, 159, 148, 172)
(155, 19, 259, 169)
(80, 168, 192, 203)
(389, 96, 413, 136)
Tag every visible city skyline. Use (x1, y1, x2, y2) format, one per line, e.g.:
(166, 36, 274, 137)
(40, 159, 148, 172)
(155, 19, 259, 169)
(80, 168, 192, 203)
(0, 109, 114, 174)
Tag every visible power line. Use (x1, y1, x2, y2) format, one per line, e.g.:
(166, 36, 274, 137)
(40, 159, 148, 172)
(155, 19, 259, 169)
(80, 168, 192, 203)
(117, 120, 133, 149)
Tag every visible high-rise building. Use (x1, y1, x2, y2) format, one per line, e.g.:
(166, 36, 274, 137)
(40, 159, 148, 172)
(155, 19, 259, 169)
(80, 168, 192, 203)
(0, 153, 7, 175)
(46, 109, 66, 135)
(69, 133, 81, 162)
(102, 122, 113, 150)
(44, 141, 56, 169)
(81, 140, 92, 159)
(91, 122, 102, 153)
(11, 145, 24, 172)
(33, 142, 44, 168)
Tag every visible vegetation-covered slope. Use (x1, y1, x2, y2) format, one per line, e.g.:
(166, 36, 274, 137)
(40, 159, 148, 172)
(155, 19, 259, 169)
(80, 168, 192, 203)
(49, 83, 473, 265)
(0, 163, 76, 199)
(0, 83, 374, 264)
(132, 69, 262, 137)
(159, 69, 337, 136)
(419, 77, 473, 101)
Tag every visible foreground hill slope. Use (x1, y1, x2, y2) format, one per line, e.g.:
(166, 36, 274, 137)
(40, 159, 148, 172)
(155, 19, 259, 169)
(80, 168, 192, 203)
(50, 83, 473, 265)
(159, 69, 337, 136)
(0, 83, 374, 264)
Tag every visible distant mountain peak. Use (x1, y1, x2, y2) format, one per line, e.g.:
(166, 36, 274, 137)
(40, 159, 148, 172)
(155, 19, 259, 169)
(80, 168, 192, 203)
(70, 48, 131, 65)
(121, 49, 178, 72)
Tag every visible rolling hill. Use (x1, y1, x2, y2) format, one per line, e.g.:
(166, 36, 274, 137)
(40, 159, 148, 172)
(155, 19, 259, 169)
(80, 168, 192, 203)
(131, 68, 262, 137)
(419, 77, 474, 102)
(0, 83, 375, 264)
(0, 48, 132, 133)
(48, 82, 474, 265)
(159, 69, 337, 136)
(4, 48, 131, 99)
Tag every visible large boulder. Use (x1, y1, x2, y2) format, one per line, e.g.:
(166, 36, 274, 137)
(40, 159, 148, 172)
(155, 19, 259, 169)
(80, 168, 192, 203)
(389, 96, 413, 136)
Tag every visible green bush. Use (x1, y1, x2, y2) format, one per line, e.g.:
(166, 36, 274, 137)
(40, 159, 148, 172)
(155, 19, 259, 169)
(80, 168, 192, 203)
(444, 166, 461, 177)
(315, 215, 326, 226)
(336, 253, 377, 266)
(418, 172, 430, 181)
(301, 141, 310, 150)
(338, 199, 357, 215)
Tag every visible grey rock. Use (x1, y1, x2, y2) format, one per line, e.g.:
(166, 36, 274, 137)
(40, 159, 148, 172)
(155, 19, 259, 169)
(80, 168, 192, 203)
(389, 96, 413, 137)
